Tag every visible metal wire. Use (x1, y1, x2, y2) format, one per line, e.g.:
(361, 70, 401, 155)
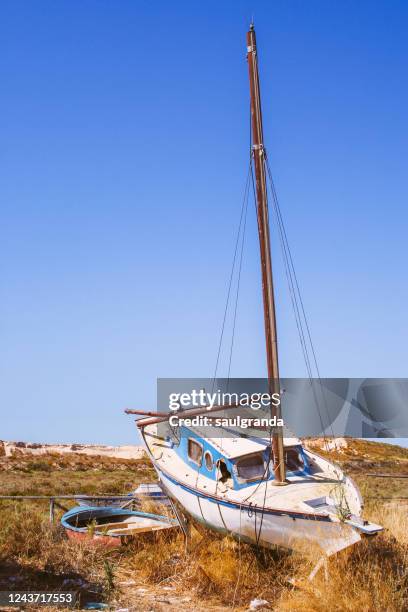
(211, 162, 252, 392)
(264, 156, 339, 454)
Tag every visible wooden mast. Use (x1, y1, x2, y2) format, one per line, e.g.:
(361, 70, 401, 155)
(246, 24, 286, 483)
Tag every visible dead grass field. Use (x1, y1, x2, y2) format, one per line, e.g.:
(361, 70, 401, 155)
(0, 440, 407, 611)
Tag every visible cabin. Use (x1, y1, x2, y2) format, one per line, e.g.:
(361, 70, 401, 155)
(171, 426, 310, 490)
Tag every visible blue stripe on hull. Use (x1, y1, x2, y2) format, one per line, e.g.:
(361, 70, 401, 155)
(155, 462, 332, 523)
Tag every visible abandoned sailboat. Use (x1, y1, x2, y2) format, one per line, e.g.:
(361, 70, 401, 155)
(127, 24, 382, 555)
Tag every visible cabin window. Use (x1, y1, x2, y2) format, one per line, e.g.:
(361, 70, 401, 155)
(187, 438, 203, 466)
(235, 453, 265, 482)
(204, 451, 213, 471)
(285, 447, 304, 472)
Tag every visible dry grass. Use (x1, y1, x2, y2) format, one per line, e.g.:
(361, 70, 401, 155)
(280, 525, 408, 611)
(0, 451, 155, 496)
(111, 511, 407, 611)
(118, 529, 302, 606)
(0, 441, 407, 610)
(0, 503, 112, 608)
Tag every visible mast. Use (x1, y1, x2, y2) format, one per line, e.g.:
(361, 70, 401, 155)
(246, 24, 286, 483)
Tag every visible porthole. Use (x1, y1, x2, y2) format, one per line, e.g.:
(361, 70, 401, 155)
(204, 451, 213, 471)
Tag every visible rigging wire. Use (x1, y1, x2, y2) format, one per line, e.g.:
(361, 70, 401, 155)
(226, 175, 250, 381)
(211, 162, 252, 393)
(213, 105, 254, 391)
(212, 159, 251, 497)
(264, 156, 338, 450)
(265, 164, 326, 439)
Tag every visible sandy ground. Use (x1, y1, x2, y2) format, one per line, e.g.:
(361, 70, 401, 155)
(1, 440, 145, 459)
(1, 436, 348, 460)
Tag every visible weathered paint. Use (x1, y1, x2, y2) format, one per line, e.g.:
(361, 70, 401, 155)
(173, 425, 310, 490)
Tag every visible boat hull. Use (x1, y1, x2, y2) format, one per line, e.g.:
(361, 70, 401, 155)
(156, 465, 361, 556)
(61, 506, 177, 548)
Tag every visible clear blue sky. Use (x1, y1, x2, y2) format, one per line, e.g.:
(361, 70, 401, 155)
(1, 1, 407, 444)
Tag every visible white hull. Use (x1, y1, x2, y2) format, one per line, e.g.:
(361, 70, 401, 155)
(135, 423, 382, 556)
(155, 461, 361, 556)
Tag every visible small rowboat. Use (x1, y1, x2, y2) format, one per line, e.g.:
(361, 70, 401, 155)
(61, 506, 178, 548)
